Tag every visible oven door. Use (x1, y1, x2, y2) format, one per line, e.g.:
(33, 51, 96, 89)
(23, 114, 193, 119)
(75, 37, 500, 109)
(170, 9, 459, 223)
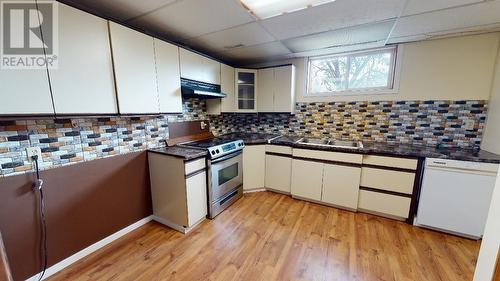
(209, 151, 243, 203)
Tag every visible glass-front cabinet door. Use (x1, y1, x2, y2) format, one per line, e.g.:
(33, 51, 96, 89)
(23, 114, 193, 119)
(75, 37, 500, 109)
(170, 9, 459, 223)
(235, 69, 257, 112)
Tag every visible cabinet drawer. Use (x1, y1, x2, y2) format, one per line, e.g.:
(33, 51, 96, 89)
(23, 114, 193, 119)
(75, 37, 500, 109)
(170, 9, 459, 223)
(266, 145, 292, 155)
(293, 149, 362, 164)
(358, 190, 411, 219)
(185, 158, 206, 175)
(363, 155, 418, 170)
(360, 167, 415, 194)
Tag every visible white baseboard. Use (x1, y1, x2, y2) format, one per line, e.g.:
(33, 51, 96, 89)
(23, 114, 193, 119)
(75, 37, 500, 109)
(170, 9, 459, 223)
(25, 216, 153, 281)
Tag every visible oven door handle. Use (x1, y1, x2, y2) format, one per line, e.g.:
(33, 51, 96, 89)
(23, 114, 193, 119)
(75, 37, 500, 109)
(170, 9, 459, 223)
(211, 150, 243, 164)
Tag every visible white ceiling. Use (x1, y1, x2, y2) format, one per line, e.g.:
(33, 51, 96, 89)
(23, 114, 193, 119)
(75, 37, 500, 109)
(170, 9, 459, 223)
(61, 0, 500, 65)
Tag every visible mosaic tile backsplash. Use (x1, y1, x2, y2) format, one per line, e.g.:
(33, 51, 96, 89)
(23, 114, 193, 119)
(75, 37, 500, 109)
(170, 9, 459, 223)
(0, 99, 207, 177)
(0, 99, 488, 177)
(210, 100, 488, 148)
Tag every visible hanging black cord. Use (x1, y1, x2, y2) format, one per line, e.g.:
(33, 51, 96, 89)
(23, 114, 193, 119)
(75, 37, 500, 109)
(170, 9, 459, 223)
(34, 0, 56, 115)
(33, 156, 47, 281)
(33, 0, 52, 278)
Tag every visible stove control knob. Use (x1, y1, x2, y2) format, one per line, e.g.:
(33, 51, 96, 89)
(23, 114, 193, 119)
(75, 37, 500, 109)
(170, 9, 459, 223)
(216, 149, 220, 154)
(211, 151, 216, 155)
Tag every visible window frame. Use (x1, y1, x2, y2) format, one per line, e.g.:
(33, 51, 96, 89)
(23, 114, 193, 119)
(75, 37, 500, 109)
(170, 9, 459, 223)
(306, 45, 400, 97)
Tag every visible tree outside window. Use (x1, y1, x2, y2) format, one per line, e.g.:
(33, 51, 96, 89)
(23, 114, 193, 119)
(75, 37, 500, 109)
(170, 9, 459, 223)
(308, 46, 397, 95)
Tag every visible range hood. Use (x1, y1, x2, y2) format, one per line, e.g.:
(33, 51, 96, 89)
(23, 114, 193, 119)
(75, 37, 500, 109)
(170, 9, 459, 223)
(181, 78, 227, 99)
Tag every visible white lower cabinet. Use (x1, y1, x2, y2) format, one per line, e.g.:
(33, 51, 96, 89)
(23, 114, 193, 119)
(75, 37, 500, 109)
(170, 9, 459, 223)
(265, 154, 292, 193)
(243, 145, 266, 191)
(289, 150, 362, 210)
(186, 171, 208, 227)
(148, 153, 207, 233)
(322, 164, 361, 210)
(358, 190, 411, 219)
(290, 159, 323, 201)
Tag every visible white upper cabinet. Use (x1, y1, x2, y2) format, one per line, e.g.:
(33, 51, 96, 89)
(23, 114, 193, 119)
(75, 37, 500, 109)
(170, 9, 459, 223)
(206, 63, 236, 115)
(220, 64, 236, 112)
(0, 0, 53, 115)
(50, 4, 117, 114)
(154, 39, 182, 113)
(235, 69, 258, 112)
(274, 65, 296, 113)
(0, 70, 54, 115)
(256, 65, 295, 113)
(257, 68, 275, 112)
(179, 49, 221, 84)
(109, 22, 159, 114)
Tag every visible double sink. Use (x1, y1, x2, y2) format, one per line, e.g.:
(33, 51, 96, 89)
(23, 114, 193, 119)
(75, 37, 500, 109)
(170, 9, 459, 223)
(296, 138, 364, 150)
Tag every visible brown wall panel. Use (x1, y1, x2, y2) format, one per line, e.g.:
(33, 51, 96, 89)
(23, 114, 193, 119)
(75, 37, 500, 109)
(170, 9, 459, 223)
(168, 120, 209, 139)
(0, 151, 152, 281)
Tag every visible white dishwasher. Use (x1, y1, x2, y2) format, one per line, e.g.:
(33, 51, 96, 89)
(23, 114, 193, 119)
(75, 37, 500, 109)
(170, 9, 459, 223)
(416, 158, 498, 239)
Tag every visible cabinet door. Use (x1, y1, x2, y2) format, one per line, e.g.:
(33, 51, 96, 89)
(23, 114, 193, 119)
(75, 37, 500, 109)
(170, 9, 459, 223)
(243, 146, 265, 191)
(291, 159, 323, 201)
(0, 0, 53, 116)
(257, 68, 274, 112)
(179, 49, 220, 84)
(50, 4, 117, 114)
(186, 171, 208, 227)
(0, 71, 53, 115)
(274, 65, 295, 113)
(265, 155, 292, 193)
(109, 22, 159, 114)
(154, 39, 182, 113)
(235, 69, 257, 112)
(205, 63, 235, 115)
(220, 64, 236, 112)
(322, 164, 361, 210)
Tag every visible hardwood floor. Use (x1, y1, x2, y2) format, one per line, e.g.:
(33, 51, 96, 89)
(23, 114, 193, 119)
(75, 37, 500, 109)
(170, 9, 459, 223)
(494, 251, 500, 281)
(48, 192, 481, 281)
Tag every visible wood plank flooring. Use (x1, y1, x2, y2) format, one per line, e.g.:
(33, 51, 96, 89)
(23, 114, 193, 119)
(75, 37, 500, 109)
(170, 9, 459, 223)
(48, 192, 481, 281)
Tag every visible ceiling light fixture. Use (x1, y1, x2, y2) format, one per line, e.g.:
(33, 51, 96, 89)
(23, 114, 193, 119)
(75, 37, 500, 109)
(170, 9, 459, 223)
(239, 0, 336, 20)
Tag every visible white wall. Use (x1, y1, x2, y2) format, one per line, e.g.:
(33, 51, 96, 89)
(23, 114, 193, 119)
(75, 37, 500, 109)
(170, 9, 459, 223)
(482, 36, 500, 155)
(473, 166, 500, 281)
(250, 33, 500, 103)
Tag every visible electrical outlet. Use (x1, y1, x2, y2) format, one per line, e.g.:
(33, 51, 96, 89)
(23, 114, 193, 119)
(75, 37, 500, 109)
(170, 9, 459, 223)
(26, 147, 42, 162)
(463, 120, 475, 131)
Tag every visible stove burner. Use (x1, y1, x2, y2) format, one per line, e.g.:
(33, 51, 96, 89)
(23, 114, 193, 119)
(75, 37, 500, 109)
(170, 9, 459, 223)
(179, 138, 245, 159)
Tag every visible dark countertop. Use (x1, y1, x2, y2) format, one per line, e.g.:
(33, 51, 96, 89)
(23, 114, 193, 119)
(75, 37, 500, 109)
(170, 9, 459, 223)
(215, 132, 281, 145)
(149, 133, 500, 164)
(219, 133, 500, 164)
(148, 146, 207, 161)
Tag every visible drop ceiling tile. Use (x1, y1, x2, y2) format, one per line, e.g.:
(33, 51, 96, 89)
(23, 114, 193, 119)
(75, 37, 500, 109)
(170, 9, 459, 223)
(292, 41, 387, 58)
(392, 0, 500, 38)
(62, 0, 178, 21)
(183, 22, 276, 53)
(218, 41, 291, 60)
(403, 0, 484, 16)
(260, 0, 403, 40)
(128, 0, 255, 40)
(283, 20, 395, 53)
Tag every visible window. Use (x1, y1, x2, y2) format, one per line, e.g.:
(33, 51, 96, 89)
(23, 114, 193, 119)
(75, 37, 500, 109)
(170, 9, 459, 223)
(307, 46, 398, 95)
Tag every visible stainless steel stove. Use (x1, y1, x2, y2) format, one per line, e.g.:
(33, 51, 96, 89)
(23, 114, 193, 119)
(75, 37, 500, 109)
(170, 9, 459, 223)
(179, 137, 245, 219)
